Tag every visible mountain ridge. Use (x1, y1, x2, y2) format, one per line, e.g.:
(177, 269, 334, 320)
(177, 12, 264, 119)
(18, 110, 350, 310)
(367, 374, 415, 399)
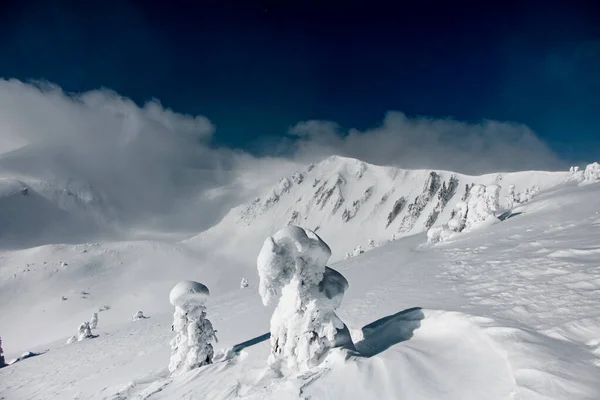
(189, 155, 570, 261)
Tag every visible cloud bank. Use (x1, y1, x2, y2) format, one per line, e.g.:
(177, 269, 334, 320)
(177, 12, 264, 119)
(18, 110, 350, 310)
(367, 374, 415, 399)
(0, 79, 300, 236)
(289, 112, 566, 174)
(0, 79, 566, 240)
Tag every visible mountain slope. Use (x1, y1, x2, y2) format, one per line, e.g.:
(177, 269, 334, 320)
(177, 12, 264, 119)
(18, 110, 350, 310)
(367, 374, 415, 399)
(189, 156, 569, 262)
(1, 181, 599, 399)
(0, 177, 112, 248)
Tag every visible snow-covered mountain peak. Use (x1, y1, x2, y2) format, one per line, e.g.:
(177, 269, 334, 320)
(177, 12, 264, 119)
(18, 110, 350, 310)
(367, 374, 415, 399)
(192, 156, 570, 262)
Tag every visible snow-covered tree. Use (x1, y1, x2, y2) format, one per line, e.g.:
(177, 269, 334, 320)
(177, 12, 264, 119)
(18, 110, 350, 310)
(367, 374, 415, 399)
(353, 245, 364, 256)
(448, 201, 468, 233)
(90, 312, 98, 329)
(168, 281, 217, 376)
(463, 184, 500, 230)
(257, 226, 351, 372)
(429, 183, 501, 244)
(67, 322, 94, 344)
(426, 224, 458, 244)
(132, 311, 146, 320)
(568, 165, 585, 182)
(506, 185, 516, 209)
(583, 162, 600, 183)
(240, 277, 249, 288)
(484, 185, 500, 215)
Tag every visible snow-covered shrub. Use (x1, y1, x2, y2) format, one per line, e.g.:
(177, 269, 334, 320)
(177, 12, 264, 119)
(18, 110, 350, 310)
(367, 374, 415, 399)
(583, 162, 600, 184)
(168, 281, 217, 376)
(132, 311, 147, 320)
(568, 166, 585, 182)
(257, 226, 350, 372)
(353, 245, 364, 257)
(67, 322, 94, 344)
(90, 312, 98, 329)
(427, 221, 459, 244)
(292, 172, 304, 184)
(240, 277, 249, 288)
(427, 226, 444, 244)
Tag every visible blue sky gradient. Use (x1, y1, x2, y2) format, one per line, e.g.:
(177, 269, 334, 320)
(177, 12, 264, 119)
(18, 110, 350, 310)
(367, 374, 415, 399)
(0, 0, 598, 164)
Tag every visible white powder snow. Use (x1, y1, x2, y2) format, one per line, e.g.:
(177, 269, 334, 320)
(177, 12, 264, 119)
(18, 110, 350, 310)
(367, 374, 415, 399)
(1, 158, 600, 399)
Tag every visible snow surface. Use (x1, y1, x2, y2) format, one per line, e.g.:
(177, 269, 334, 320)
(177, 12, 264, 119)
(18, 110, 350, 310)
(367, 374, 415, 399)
(0, 157, 599, 399)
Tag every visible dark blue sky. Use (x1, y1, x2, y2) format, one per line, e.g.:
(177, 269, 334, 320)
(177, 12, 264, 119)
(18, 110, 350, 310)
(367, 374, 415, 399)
(1, 0, 599, 163)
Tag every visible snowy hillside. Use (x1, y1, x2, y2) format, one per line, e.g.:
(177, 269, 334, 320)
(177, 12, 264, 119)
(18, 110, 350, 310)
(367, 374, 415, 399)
(0, 144, 303, 245)
(189, 156, 569, 261)
(1, 178, 599, 399)
(0, 176, 115, 249)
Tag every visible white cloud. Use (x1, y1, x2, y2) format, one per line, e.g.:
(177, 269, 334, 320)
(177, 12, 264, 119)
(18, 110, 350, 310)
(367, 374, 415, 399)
(0, 79, 300, 236)
(289, 111, 565, 174)
(0, 80, 566, 241)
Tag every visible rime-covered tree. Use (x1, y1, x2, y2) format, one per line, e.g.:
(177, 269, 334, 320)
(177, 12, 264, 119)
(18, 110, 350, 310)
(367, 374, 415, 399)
(584, 162, 600, 183)
(506, 185, 516, 209)
(168, 281, 217, 375)
(257, 226, 351, 372)
(90, 312, 98, 329)
(67, 322, 94, 344)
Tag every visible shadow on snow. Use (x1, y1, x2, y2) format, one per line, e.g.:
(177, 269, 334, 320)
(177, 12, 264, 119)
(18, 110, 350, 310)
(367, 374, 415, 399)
(227, 307, 424, 360)
(353, 307, 424, 357)
(232, 333, 271, 354)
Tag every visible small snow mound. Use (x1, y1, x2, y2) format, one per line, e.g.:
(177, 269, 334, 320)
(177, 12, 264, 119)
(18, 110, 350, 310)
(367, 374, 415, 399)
(132, 311, 147, 320)
(169, 280, 210, 308)
(240, 277, 249, 288)
(301, 310, 516, 400)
